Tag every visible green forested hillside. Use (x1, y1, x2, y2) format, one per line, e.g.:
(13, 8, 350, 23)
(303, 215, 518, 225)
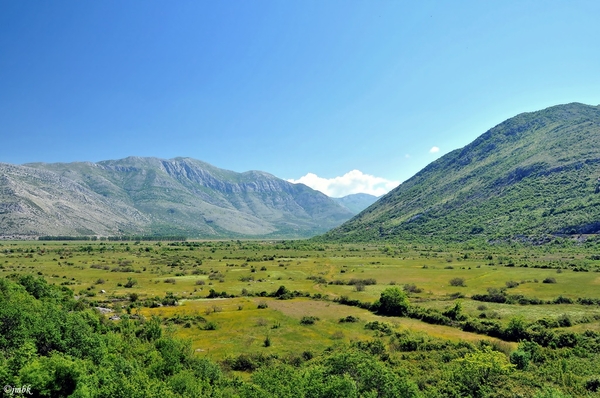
(323, 103, 600, 242)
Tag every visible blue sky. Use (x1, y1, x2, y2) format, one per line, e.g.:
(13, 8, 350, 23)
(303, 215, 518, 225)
(1, 1, 600, 197)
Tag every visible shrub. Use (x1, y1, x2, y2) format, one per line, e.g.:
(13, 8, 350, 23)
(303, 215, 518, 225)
(354, 283, 365, 292)
(90, 264, 110, 270)
(449, 277, 466, 287)
(206, 289, 231, 299)
(553, 295, 573, 304)
(272, 285, 290, 299)
(442, 302, 463, 321)
(263, 335, 271, 347)
(585, 377, 600, 392)
(510, 350, 530, 370)
(164, 278, 176, 284)
(542, 277, 557, 284)
(307, 275, 328, 284)
(376, 287, 410, 316)
(403, 283, 423, 294)
(339, 315, 360, 323)
(300, 316, 319, 325)
(452, 347, 513, 397)
(355, 339, 387, 356)
(203, 321, 218, 330)
(257, 301, 268, 309)
(557, 314, 572, 327)
(472, 288, 507, 303)
(364, 321, 393, 335)
(162, 292, 178, 306)
(112, 266, 135, 273)
(348, 278, 376, 286)
(505, 281, 519, 288)
(505, 317, 529, 341)
(222, 353, 263, 371)
(124, 277, 137, 288)
(479, 310, 501, 319)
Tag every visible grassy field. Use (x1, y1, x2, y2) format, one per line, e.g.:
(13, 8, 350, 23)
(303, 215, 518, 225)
(2, 239, 600, 360)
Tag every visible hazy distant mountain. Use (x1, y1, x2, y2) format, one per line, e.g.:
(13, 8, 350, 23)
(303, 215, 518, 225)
(0, 157, 353, 238)
(322, 103, 600, 243)
(333, 193, 379, 214)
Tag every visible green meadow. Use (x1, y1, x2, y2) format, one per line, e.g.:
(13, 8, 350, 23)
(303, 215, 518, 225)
(4, 238, 600, 396)
(3, 239, 600, 357)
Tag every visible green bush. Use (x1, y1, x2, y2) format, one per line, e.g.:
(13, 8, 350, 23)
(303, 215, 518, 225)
(124, 277, 137, 288)
(375, 287, 410, 316)
(585, 376, 600, 392)
(364, 321, 393, 335)
(300, 316, 319, 325)
(339, 315, 360, 323)
(449, 277, 466, 287)
(510, 350, 530, 370)
(203, 321, 218, 330)
(452, 347, 514, 397)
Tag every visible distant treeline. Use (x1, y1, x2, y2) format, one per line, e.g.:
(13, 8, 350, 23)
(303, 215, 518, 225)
(38, 235, 187, 241)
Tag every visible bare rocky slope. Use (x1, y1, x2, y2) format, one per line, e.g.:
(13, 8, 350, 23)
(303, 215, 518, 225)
(0, 157, 353, 238)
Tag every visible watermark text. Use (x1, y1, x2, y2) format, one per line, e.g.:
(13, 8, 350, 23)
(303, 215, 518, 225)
(3, 385, 33, 396)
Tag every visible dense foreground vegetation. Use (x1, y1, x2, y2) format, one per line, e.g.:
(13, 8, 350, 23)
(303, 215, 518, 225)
(3, 239, 600, 396)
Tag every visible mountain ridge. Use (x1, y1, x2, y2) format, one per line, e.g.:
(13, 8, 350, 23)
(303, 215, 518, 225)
(321, 102, 600, 243)
(1, 157, 354, 238)
(333, 193, 379, 214)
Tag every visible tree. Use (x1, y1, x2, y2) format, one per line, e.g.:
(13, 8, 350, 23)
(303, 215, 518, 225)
(505, 316, 529, 341)
(375, 287, 410, 316)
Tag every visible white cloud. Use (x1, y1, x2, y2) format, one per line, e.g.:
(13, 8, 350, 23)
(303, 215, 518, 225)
(429, 146, 440, 153)
(288, 170, 399, 198)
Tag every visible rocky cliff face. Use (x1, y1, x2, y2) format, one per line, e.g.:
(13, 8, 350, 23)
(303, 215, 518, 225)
(0, 163, 149, 237)
(1, 157, 353, 238)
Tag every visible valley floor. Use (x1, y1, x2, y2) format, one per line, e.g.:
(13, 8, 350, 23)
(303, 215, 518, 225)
(2, 238, 600, 396)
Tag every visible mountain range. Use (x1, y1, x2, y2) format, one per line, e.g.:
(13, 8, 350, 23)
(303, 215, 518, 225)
(323, 103, 600, 243)
(4, 102, 598, 243)
(0, 157, 374, 239)
(333, 193, 379, 214)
